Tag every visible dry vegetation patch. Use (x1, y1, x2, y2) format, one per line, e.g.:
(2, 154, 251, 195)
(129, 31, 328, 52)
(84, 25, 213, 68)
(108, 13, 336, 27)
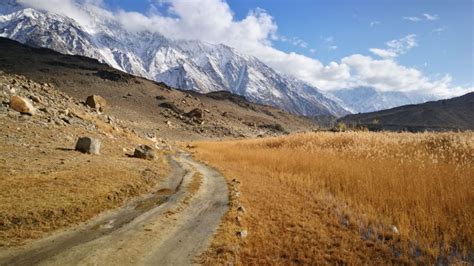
(0, 113, 169, 246)
(193, 132, 473, 264)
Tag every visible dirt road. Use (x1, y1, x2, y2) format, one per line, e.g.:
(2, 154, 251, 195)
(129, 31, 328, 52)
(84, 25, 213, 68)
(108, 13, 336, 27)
(0, 153, 229, 265)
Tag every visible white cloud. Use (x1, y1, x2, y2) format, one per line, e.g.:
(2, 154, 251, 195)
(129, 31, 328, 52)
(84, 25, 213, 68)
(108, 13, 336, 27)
(370, 21, 380, 27)
(423, 13, 439, 20)
(403, 16, 422, 22)
(279, 36, 309, 49)
(404, 13, 440, 22)
(369, 34, 417, 59)
(433, 26, 447, 34)
(341, 55, 472, 96)
(369, 48, 397, 59)
(15, 0, 471, 98)
(321, 36, 338, 51)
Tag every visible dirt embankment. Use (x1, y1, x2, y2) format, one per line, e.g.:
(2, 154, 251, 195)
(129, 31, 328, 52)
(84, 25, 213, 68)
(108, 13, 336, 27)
(0, 72, 170, 246)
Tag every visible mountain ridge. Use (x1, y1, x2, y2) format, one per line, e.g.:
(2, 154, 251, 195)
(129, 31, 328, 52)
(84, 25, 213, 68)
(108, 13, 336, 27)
(0, 3, 349, 117)
(338, 92, 474, 131)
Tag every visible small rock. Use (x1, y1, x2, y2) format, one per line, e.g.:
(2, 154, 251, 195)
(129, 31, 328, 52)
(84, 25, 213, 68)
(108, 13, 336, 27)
(133, 145, 155, 160)
(185, 108, 203, 120)
(85, 95, 107, 112)
(235, 216, 242, 225)
(391, 225, 399, 234)
(236, 230, 248, 238)
(9, 95, 36, 115)
(29, 95, 42, 103)
(75, 137, 101, 155)
(237, 205, 246, 213)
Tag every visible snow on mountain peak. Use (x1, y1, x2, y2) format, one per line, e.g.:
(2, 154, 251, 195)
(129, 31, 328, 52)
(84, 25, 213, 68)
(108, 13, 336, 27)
(0, 2, 349, 117)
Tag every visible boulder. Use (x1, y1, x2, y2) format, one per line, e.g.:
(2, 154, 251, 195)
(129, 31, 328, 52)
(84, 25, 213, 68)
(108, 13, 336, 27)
(75, 137, 101, 154)
(133, 144, 155, 160)
(185, 108, 203, 119)
(85, 95, 107, 112)
(9, 95, 36, 115)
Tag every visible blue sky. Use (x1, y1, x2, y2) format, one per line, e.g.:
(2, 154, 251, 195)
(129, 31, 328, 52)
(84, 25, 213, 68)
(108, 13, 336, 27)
(101, 0, 473, 88)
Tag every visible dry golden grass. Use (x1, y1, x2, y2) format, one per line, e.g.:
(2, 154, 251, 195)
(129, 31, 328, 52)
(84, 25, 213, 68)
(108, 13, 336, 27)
(193, 131, 474, 264)
(0, 114, 169, 246)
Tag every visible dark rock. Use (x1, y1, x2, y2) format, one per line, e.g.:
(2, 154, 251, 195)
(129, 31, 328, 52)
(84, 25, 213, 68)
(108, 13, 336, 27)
(159, 102, 182, 114)
(133, 145, 155, 160)
(185, 108, 203, 120)
(75, 137, 101, 155)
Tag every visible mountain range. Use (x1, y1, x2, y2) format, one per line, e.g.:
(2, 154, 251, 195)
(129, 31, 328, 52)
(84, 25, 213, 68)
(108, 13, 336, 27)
(0, 1, 443, 116)
(339, 92, 474, 131)
(330, 87, 438, 113)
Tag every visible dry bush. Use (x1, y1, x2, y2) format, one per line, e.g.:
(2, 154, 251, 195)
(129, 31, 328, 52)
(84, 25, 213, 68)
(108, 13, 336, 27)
(194, 132, 473, 264)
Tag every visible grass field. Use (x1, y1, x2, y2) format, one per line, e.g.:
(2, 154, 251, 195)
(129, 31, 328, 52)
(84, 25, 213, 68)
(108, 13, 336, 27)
(193, 131, 473, 264)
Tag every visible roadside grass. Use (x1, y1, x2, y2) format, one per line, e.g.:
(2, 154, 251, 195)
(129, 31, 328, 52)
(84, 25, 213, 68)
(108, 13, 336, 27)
(193, 131, 473, 264)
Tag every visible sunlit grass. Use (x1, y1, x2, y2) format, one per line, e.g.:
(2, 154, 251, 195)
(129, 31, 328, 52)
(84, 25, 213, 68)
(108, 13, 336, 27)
(194, 131, 473, 264)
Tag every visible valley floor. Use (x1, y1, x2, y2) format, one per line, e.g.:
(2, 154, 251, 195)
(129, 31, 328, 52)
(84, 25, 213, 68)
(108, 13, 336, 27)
(1, 72, 473, 265)
(191, 132, 473, 264)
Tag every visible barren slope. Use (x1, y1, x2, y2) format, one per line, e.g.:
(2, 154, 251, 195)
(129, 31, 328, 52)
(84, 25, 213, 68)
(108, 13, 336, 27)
(0, 37, 317, 140)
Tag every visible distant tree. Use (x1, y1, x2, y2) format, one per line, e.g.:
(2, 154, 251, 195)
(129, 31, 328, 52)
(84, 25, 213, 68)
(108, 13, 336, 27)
(336, 122, 346, 132)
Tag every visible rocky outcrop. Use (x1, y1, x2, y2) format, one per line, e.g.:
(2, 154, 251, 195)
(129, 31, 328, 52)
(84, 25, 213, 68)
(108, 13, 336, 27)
(9, 95, 36, 115)
(85, 95, 107, 112)
(133, 145, 155, 160)
(185, 108, 203, 120)
(75, 137, 101, 154)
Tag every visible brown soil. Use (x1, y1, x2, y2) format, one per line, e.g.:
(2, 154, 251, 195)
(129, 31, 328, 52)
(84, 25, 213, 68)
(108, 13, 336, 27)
(0, 37, 317, 141)
(0, 73, 169, 246)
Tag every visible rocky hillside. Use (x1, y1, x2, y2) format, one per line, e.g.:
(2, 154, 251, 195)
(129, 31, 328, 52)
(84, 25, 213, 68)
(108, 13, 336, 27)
(0, 37, 317, 139)
(338, 92, 474, 131)
(0, 1, 348, 117)
(0, 69, 175, 245)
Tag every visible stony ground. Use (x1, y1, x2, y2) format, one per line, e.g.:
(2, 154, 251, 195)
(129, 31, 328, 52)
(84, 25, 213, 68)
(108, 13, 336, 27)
(0, 72, 170, 246)
(0, 37, 318, 141)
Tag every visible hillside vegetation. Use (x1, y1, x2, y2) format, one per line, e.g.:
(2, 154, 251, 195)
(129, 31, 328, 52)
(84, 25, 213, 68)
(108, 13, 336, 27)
(193, 132, 473, 264)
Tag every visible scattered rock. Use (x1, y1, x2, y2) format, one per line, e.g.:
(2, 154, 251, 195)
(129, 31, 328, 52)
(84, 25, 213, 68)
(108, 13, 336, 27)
(237, 205, 246, 213)
(185, 108, 203, 120)
(9, 95, 36, 115)
(75, 137, 101, 155)
(391, 225, 399, 234)
(159, 102, 182, 114)
(29, 95, 42, 103)
(235, 216, 242, 225)
(133, 145, 155, 160)
(85, 95, 107, 112)
(236, 230, 248, 238)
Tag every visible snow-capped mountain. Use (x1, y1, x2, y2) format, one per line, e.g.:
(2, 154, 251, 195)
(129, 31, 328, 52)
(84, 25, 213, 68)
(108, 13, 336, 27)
(330, 87, 438, 113)
(0, 1, 349, 117)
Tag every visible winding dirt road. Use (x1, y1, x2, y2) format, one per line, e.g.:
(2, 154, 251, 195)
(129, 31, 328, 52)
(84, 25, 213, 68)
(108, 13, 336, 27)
(0, 153, 228, 265)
